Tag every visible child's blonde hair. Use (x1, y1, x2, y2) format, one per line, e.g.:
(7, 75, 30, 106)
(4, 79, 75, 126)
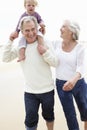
(24, 0, 38, 7)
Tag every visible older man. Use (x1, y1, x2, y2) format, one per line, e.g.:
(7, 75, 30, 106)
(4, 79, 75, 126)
(2, 16, 58, 130)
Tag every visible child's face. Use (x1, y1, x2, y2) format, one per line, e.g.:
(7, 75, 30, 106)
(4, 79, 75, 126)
(25, 0, 36, 15)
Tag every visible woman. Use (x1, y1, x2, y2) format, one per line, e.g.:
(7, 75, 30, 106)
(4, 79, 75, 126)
(55, 20, 87, 130)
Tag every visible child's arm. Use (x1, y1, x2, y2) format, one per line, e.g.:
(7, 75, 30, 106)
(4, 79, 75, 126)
(9, 13, 26, 41)
(39, 22, 46, 35)
(9, 16, 21, 41)
(35, 12, 46, 34)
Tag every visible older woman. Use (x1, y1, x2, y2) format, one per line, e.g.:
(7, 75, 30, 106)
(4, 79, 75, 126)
(54, 20, 87, 130)
(36, 19, 87, 130)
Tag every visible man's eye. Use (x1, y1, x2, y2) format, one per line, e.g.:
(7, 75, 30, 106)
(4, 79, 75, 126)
(25, 30, 29, 32)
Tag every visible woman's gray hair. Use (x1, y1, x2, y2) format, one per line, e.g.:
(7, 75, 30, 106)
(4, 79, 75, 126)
(18, 16, 38, 31)
(65, 20, 80, 40)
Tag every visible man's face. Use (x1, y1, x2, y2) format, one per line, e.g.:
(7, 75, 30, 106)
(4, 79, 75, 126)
(22, 21, 37, 43)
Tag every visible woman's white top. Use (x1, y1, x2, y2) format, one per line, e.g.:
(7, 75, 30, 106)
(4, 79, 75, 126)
(53, 40, 85, 80)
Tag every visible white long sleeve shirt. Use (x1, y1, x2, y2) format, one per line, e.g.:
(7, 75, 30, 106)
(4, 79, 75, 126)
(2, 40, 58, 94)
(53, 40, 85, 81)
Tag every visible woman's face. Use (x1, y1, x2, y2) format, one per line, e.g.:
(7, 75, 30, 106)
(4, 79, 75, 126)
(60, 23, 72, 40)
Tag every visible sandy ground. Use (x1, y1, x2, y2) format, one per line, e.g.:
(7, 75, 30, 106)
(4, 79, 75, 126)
(0, 59, 84, 130)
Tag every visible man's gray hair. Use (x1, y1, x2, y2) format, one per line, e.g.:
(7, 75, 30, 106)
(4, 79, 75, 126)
(18, 16, 38, 31)
(64, 20, 80, 40)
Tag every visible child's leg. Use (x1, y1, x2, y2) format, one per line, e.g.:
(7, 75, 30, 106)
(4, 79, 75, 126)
(84, 121, 87, 130)
(37, 31, 44, 45)
(37, 35, 44, 45)
(17, 36, 27, 62)
(17, 47, 26, 62)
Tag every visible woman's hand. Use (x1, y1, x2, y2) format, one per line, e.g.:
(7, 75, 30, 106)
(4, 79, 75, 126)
(63, 72, 81, 91)
(63, 79, 75, 91)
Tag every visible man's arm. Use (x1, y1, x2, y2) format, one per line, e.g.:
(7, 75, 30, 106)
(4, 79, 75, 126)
(37, 42, 58, 67)
(2, 40, 18, 62)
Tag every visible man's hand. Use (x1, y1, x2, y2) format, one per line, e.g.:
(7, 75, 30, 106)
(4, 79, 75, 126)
(37, 44, 48, 55)
(10, 31, 19, 41)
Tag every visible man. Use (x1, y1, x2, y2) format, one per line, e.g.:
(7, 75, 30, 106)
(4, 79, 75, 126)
(2, 16, 58, 130)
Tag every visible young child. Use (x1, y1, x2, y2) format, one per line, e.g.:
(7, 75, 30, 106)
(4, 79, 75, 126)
(10, 0, 45, 61)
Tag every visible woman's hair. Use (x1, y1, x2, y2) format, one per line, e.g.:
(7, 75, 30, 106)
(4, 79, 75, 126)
(24, 0, 38, 7)
(64, 20, 80, 40)
(18, 16, 38, 31)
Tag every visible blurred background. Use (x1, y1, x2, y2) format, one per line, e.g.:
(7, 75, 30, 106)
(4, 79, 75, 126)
(0, 0, 87, 130)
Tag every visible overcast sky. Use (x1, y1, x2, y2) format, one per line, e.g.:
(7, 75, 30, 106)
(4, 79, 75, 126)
(0, 0, 87, 44)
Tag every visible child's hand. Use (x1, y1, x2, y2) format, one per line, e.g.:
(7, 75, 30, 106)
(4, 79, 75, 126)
(39, 23, 46, 35)
(39, 27, 46, 35)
